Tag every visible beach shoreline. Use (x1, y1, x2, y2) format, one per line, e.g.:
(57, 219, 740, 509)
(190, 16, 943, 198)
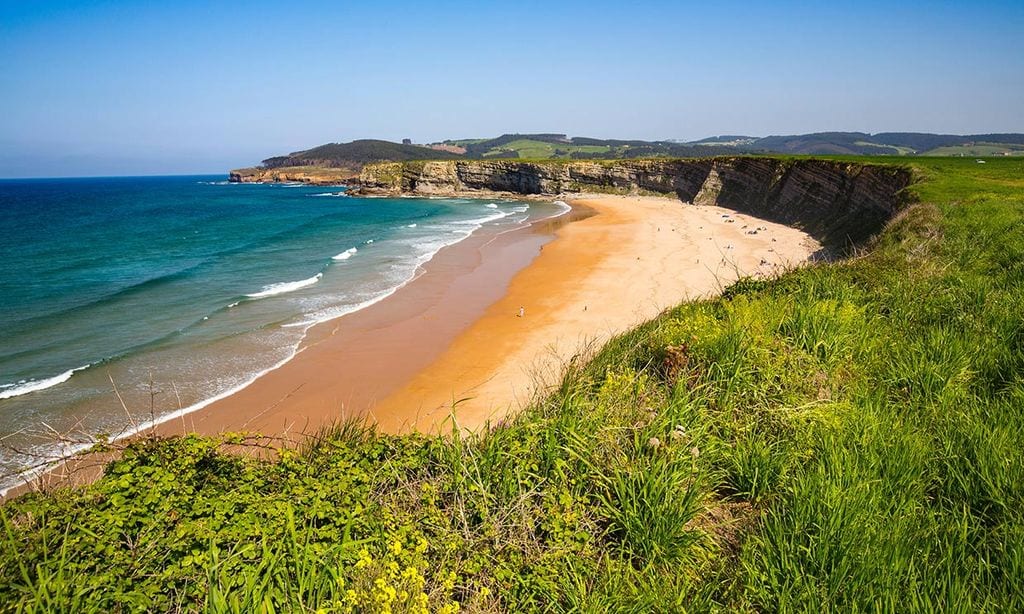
(154, 192, 819, 439)
(145, 198, 583, 442)
(1, 195, 573, 497)
(370, 194, 820, 432)
(6, 193, 819, 497)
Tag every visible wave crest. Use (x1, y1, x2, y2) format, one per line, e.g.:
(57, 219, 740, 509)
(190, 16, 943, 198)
(0, 365, 91, 400)
(245, 273, 323, 299)
(332, 247, 358, 261)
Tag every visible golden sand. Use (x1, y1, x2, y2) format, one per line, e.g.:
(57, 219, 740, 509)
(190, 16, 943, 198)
(371, 194, 818, 432)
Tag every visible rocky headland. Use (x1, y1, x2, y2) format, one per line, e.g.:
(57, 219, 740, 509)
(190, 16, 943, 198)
(228, 166, 358, 185)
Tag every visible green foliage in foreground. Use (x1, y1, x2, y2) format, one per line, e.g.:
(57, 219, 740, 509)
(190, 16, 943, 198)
(2, 158, 1023, 612)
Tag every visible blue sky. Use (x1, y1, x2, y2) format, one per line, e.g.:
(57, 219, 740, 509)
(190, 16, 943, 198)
(1, 0, 1022, 177)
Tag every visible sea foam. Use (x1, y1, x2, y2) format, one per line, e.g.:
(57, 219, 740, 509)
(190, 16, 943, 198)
(0, 365, 91, 400)
(451, 210, 513, 226)
(332, 247, 358, 261)
(246, 273, 323, 298)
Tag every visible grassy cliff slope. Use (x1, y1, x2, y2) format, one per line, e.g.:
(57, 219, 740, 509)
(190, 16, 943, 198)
(255, 140, 462, 171)
(2, 158, 1023, 612)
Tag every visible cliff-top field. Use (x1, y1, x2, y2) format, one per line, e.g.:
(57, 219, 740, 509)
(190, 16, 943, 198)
(2, 157, 1022, 612)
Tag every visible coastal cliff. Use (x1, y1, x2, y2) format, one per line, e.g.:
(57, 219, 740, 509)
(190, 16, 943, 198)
(357, 158, 913, 247)
(229, 166, 358, 185)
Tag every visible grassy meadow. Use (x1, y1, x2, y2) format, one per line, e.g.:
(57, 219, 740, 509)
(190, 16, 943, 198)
(923, 143, 1024, 157)
(1, 157, 1022, 612)
(479, 139, 615, 159)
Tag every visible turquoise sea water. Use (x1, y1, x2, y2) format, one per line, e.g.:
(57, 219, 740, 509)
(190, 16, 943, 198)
(0, 175, 564, 490)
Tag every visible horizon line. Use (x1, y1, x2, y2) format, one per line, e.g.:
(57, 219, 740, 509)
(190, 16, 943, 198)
(0, 172, 228, 181)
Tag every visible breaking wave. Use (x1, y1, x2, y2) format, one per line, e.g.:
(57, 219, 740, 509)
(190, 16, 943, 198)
(0, 365, 91, 400)
(332, 247, 358, 261)
(245, 273, 323, 298)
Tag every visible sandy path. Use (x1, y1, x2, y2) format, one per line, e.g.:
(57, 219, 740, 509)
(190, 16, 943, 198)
(371, 194, 818, 432)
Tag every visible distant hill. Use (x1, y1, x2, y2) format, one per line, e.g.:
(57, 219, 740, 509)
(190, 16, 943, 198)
(872, 132, 1024, 151)
(748, 133, 903, 155)
(238, 132, 1024, 178)
(736, 132, 1024, 156)
(433, 132, 1024, 159)
(685, 136, 758, 146)
(438, 134, 728, 160)
(259, 139, 461, 170)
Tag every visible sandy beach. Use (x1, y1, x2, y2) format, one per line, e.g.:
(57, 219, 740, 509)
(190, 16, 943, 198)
(6, 193, 819, 496)
(160, 194, 818, 440)
(371, 195, 819, 432)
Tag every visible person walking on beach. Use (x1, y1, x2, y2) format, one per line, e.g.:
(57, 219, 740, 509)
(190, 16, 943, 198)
(518, 306, 525, 318)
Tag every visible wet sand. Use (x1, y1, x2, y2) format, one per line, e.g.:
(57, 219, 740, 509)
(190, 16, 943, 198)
(151, 204, 586, 440)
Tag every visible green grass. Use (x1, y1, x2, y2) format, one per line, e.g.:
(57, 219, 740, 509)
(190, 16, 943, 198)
(853, 140, 917, 155)
(923, 142, 1024, 157)
(479, 139, 614, 159)
(443, 139, 489, 146)
(2, 157, 1024, 612)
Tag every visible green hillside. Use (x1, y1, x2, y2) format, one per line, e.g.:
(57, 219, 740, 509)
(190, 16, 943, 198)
(441, 132, 1024, 160)
(922, 142, 1024, 157)
(480, 139, 613, 159)
(4, 158, 1024, 611)
(239, 134, 1024, 176)
(260, 139, 461, 170)
(441, 134, 728, 160)
(743, 132, 1024, 156)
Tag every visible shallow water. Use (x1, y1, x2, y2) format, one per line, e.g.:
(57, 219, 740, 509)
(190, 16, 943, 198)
(0, 175, 564, 490)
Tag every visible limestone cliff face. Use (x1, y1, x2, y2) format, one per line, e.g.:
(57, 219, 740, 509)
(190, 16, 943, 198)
(358, 158, 912, 248)
(229, 166, 358, 185)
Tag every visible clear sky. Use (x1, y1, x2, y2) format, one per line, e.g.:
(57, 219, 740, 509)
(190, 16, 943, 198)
(2, 0, 1022, 177)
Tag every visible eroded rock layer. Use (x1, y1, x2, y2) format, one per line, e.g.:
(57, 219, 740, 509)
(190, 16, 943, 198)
(357, 158, 913, 248)
(229, 166, 358, 185)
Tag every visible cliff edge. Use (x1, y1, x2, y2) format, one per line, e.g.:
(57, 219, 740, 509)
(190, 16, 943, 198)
(357, 158, 913, 249)
(229, 166, 358, 185)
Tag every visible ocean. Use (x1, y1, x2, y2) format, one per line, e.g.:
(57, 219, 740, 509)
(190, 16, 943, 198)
(0, 175, 566, 491)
